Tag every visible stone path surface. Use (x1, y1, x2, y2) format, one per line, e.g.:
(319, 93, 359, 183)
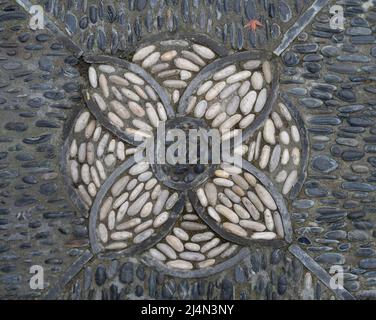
(0, 0, 375, 300)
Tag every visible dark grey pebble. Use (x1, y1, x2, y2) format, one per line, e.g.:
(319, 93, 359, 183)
(4, 122, 27, 132)
(95, 265, 107, 286)
(119, 262, 133, 284)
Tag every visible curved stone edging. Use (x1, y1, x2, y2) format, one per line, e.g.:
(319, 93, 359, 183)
(280, 93, 310, 200)
(177, 51, 279, 146)
(141, 247, 250, 279)
(189, 158, 293, 246)
(83, 55, 175, 146)
(88, 156, 185, 257)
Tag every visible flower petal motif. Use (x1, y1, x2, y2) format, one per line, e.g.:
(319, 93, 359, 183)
(65, 38, 306, 275)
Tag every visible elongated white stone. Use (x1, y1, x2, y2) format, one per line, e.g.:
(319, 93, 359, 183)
(240, 220, 266, 232)
(166, 235, 184, 252)
(129, 183, 144, 201)
(70, 160, 79, 183)
(263, 61, 272, 84)
(121, 88, 140, 102)
(205, 102, 221, 120)
(255, 184, 277, 211)
(239, 114, 255, 128)
(219, 114, 242, 133)
(117, 217, 141, 231)
(204, 183, 217, 207)
(127, 192, 150, 216)
(134, 219, 153, 234)
(194, 100, 208, 118)
(157, 102, 167, 121)
(174, 58, 200, 72)
(214, 178, 234, 187)
(197, 188, 208, 207)
(233, 204, 250, 220)
(240, 90, 257, 115)
(149, 248, 166, 261)
(274, 212, 284, 238)
(153, 211, 169, 227)
(181, 50, 206, 66)
(276, 170, 288, 183)
(201, 238, 221, 253)
(122, 72, 144, 86)
(227, 71, 252, 84)
(283, 170, 298, 195)
(96, 160, 106, 180)
(161, 50, 177, 61)
(197, 81, 213, 96)
(251, 232, 277, 240)
(173, 227, 189, 241)
(192, 44, 215, 59)
(88, 183, 97, 197)
(251, 72, 264, 90)
(145, 179, 157, 191)
(93, 93, 107, 111)
(180, 252, 205, 262)
(90, 166, 101, 188)
(191, 232, 214, 242)
(263, 119, 276, 145)
(272, 112, 283, 129)
(157, 243, 177, 259)
(129, 161, 149, 176)
(111, 231, 132, 241)
(264, 209, 275, 231)
(207, 206, 221, 222)
(213, 65, 236, 81)
(207, 243, 230, 258)
(279, 103, 292, 121)
(153, 190, 169, 215)
(254, 88, 267, 112)
(133, 45, 156, 61)
(75, 112, 90, 133)
(111, 176, 129, 197)
(81, 164, 91, 185)
(100, 197, 113, 221)
(134, 228, 154, 244)
(166, 260, 193, 270)
(269, 145, 281, 173)
(224, 188, 241, 204)
(88, 66, 98, 88)
(238, 81, 251, 97)
(128, 101, 145, 118)
(259, 145, 271, 170)
(220, 83, 241, 100)
(223, 223, 247, 237)
(242, 197, 260, 220)
(142, 52, 160, 68)
(140, 202, 153, 218)
(78, 185, 92, 206)
(292, 147, 300, 166)
(212, 112, 227, 128)
(205, 81, 226, 101)
(180, 71, 191, 81)
(291, 125, 300, 143)
(163, 80, 187, 89)
(108, 112, 124, 128)
(78, 143, 86, 163)
(280, 131, 290, 145)
(244, 60, 261, 70)
(99, 65, 115, 73)
(247, 191, 264, 212)
(109, 75, 129, 88)
(216, 205, 239, 223)
(99, 74, 109, 98)
(226, 96, 240, 116)
(98, 223, 108, 243)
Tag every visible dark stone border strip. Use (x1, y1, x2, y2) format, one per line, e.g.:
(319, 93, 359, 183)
(177, 51, 278, 146)
(120, 32, 229, 60)
(289, 245, 356, 301)
(15, 0, 84, 57)
(280, 93, 310, 200)
(46, 250, 93, 300)
(142, 247, 250, 279)
(88, 156, 186, 257)
(189, 158, 293, 246)
(273, 0, 331, 56)
(83, 55, 175, 146)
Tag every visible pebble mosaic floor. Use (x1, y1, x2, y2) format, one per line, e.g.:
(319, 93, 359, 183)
(0, 0, 376, 300)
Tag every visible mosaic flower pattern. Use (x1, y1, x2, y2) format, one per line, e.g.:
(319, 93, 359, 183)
(66, 38, 306, 274)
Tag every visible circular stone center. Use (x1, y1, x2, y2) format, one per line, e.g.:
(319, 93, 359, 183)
(152, 117, 215, 191)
